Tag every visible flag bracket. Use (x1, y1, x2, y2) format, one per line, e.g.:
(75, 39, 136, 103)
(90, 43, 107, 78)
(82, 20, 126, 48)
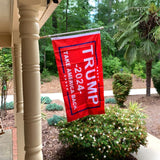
(40, 26, 104, 39)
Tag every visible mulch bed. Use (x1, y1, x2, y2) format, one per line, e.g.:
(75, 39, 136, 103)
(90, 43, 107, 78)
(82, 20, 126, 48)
(1, 107, 138, 160)
(42, 123, 137, 160)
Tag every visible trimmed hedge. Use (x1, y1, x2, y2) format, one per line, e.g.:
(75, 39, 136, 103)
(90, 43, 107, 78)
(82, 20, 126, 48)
(112, 73, 132, 107)
(152, 62, 160, 95)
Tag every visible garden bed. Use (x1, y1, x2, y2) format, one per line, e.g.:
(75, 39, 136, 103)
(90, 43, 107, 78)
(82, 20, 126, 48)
(2, 94, 160, 160)
(2, 77, 159, 159)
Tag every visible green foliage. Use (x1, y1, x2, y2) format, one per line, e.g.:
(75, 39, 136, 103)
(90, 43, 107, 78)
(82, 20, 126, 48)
(41, 68, 52, 82)
(103, 55, 122, 78)
(100, 27, 116, 56)
(152, 61, 160, 95)
(0, 48, 13, 115)
(39, 0, 126, 75)
(0, 101, 14, 110)
(95, 0, 125, 35)
(47, 115, 66, 126)
(41, 96, 52, 104)
(87, 22, 117, 57)
(113, 73, 132, 107)
(105, 98, 117, 104)
(54, 0, 92, 32)
(46, 103, 63, 111)
(114, 1, 160, 96)
(39, 0, 93, 75)
(6, 102, 14, 110)
(0, 48, 12, 82)
(39, 16, 57, 74)
(133, 62, 146, 79)
(57, 103, 147, 160)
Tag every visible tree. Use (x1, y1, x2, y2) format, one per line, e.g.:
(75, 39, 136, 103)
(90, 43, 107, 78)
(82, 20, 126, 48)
(92, 0, 126, 57)
(51, 0, 92, 33)
(39, 16, 55, 72)
(94, 0, 126, 35)
(0, 48, 12, 118)
(114, 2, 160, 96)
(39, 0, 93, 74)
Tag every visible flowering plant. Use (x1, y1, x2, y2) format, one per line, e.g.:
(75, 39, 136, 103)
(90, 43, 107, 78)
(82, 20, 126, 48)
(57, 103, 147, 160)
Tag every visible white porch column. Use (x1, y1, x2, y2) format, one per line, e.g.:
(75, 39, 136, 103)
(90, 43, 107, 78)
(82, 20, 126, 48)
(14, 42, 23, 113)
(12, 36, 25, 160)
(11, 47, 17, 123)
(14, 37, 25, 160)
(19, 5, 43, 160)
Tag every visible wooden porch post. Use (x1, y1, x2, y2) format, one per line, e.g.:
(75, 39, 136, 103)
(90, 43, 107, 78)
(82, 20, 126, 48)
(19, 5, 43, 160)
(13, 32, 25, 159)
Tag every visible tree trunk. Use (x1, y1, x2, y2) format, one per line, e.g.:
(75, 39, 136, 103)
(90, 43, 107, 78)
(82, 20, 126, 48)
(0, 80, 7, 118)
(0, 84, 3, 118)
(66, 0, 69, 32)
(52, 14, 57, 29)
(44, 51, 46, 69)
(146, 60, 152, 96)
(97, 0, 100, 20)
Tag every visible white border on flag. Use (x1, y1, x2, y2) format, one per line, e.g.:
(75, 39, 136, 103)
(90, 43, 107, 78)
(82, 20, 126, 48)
(51, 31, 100, 40)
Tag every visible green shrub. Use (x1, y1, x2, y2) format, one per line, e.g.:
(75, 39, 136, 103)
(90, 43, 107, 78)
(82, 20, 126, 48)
(152, 61, 160, 95)
(47, 115, 66, 126)
(103, 55, 122, 78)
(46, 103, 63, 111)
(41, 68, 52, 82)
(6, 102, 14, 110)
(133, 62, 146, 79)
(105, 98, 117, 104)
(57, 103, 147, 160)
(112, 73, 132, 107)
(41, 96, 52, 104)
(0, 101, 14, 110)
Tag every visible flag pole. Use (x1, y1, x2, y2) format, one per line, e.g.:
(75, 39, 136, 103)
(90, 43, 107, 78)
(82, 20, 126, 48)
(40, 26, 104, 39)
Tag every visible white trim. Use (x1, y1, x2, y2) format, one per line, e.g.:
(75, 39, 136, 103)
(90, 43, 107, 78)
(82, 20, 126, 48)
(51, 31, 100, 41)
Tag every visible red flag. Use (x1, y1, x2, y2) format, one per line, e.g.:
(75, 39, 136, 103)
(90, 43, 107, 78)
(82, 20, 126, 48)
(51, 31, 104, 122)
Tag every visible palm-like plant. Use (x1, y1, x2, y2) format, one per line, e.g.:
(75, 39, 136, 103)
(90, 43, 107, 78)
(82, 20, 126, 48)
(114, 3, 160, 96)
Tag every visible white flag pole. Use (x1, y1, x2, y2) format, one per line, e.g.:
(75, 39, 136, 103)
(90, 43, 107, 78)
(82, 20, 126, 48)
(40, 26, 104, 39)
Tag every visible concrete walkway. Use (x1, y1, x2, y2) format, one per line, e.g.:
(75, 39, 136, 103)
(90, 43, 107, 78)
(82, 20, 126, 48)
(132, 134, 160, 160)
(2, 88, 158, 103)
(0, 130, 12, 160)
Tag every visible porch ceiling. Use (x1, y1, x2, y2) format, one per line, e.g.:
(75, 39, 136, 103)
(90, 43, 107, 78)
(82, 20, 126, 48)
(0, 0, 12, 33)
(0, 0, 61, 47)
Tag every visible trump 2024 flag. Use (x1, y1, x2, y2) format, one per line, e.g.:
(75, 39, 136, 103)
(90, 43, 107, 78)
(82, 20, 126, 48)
(51, 31, 104, 122)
